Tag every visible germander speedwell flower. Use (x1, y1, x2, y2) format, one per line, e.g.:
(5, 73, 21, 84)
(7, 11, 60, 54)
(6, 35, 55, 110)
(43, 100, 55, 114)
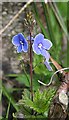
(32, 33, 53, 71)
(12, 33, 28, 53)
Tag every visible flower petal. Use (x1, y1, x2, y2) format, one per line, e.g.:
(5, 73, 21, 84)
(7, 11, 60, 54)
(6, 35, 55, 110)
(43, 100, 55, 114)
(18, 33, 28, 52)
(43, 39, 52, 50)
(18, 33, 26, 43)
(12, 35, 20, 46)
(34, 33, 44, 44)
(41, 50, 50, 59)
(43, 51, 52, 71)
(22, 42, 28, 52)
(17, 45, 22, 53)
(32, 43, 41, 55)
(44, 60, 53, 71)
(32, 33, 44, 55)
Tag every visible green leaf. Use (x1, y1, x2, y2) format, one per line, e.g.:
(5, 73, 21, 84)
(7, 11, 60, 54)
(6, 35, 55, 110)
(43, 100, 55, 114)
(33, 78, 40, 91)
(16, 74, 30, 87)
(7, 73, 40, 91)
(32, 89, 55, 113)
(33, 54, 52, 76)
(15, 74, 40, 91)
(17, 88, 56, 116)
(6, 73, 18, 77)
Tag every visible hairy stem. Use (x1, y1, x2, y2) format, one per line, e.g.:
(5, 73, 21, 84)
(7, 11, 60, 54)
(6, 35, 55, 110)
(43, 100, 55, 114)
(30, 31, 33, 101)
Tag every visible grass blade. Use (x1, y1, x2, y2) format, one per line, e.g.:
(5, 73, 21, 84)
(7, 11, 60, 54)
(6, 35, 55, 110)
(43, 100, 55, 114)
(6, 101, 10, 119)
(2, 85, 19, 112)
(41, 2, 56, 46)
(32, 2, 48, 38)
(49, 1, 68, 37)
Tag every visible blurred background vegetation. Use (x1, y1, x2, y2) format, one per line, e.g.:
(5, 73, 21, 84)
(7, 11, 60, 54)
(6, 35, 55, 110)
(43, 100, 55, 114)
(0, 1, 68, 119)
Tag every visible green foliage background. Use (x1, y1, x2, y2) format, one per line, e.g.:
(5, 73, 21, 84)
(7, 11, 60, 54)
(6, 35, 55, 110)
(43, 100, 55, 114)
(1, 1, 68, 119)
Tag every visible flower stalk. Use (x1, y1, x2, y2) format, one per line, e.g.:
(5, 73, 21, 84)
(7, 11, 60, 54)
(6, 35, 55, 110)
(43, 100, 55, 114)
(29, 31, 33, 102)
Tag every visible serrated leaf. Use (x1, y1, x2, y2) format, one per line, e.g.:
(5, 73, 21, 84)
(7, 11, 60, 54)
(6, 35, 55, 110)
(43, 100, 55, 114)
(18, 88, 56, 115)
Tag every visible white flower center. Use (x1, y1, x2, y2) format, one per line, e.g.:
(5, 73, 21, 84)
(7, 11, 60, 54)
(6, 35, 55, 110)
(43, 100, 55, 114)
(20, 40, 24, 45)
(38, 43, 42, 49)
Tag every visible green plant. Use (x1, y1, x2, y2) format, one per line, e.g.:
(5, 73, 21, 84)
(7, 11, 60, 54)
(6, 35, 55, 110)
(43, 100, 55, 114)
(14, 88, 56, 118)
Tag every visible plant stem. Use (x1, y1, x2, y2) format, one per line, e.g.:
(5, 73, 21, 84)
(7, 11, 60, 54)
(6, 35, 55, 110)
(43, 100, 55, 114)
(29, 31, 33, 101)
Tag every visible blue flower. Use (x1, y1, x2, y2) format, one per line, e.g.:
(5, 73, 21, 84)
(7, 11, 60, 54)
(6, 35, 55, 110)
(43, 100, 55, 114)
(44, 59, 53, 71)
(12, 33, 28, 53)
(32, 33, 53, 71)
(32, 33, 52, 56)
